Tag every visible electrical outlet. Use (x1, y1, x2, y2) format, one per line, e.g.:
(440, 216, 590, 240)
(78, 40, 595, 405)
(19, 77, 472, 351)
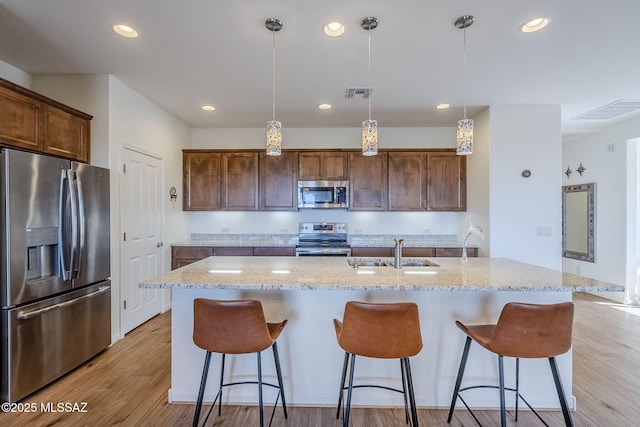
(536, 226, 552, 237)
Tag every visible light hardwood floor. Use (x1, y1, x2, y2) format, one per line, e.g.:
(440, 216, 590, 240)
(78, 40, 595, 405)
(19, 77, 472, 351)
(1, 292, 639, 426)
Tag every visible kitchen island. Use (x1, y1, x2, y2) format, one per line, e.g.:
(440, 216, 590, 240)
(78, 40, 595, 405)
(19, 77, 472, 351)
(140, 256, 623, 410)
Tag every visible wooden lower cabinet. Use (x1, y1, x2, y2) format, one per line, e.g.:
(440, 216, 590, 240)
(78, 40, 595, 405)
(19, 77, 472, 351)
(171, 247, 213, 270)
(253, 247, 296, 256)
(350, 247, 393, 257)
(435, 247, 478, 257)
(171, 245, 295, 269)
(351, 246, 476, 258)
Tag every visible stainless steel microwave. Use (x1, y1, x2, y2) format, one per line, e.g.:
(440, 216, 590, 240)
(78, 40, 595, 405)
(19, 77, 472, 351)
(298, 180, 349, 209)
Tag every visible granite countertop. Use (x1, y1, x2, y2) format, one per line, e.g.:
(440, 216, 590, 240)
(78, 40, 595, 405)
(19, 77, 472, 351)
(139, 256, 624, 292)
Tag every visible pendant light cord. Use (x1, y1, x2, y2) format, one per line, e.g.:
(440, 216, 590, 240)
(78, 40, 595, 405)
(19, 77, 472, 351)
(272, 25, 276, 121)
(463, 24, 468, 120)
(368, 28, 372, 121)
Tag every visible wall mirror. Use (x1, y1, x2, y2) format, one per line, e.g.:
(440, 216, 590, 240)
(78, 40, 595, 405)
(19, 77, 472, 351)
(562, 183, 595, 262)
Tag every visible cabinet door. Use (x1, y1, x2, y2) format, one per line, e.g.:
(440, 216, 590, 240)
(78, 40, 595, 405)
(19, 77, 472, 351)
(171, 246, 213, 270)
(388, 152, 427, 211)
(299, 152, 348, 180)
(0, 84, 42, 151)
(349, 152, 387, 210)
(350, 247, 393, 257)
(427, 152, 466, 211)
(323, 152, 348, 179)
(42, 104, 90, 163)
(260, 151, 298, 210)
(213, 247, 254, 256)
(222, 153, 259, 210)
(403, 247, 435, 257)
(253, 247, 295, 256)
(183, 152, 221, 210)
(435, 247, 477, 257)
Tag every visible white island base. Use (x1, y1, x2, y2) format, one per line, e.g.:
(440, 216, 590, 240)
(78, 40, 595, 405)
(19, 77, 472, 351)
(168, 287, 573, 410)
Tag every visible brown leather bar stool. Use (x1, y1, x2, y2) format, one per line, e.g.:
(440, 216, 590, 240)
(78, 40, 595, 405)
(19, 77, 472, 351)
(334, 301, 423, 427)
(447, 301, 575, 427)
(192, 298, 288, 427)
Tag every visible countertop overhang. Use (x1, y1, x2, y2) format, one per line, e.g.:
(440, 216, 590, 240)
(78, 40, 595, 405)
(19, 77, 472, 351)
(139, 256, 624, 292)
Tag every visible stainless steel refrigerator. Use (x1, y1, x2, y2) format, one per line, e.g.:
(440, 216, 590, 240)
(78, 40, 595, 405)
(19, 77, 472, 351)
(0, 148, 111, 403)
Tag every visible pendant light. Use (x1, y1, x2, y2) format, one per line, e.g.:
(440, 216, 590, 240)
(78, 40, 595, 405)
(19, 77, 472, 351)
(265, 18, 283, 156)
(361, 17, 379, 156)
(455, 15, 474, 155)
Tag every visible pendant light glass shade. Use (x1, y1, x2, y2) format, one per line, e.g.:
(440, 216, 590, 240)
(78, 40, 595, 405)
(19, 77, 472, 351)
(265, 18, 282, 156)
(361, 17, 379, 156)
(362, 119, 378, 156)
(455, 15, 474, 156)
(456, 118, 473, 155)
(266, 120, 282, 156)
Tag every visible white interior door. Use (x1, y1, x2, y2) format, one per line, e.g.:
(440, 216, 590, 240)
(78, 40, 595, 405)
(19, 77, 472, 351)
(120, 147, 163, 334)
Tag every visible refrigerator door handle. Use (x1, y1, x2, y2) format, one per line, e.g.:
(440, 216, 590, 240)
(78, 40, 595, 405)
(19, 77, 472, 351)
(16, 285, 111, 320)
(59, 169, 72, 281)
(68, 170, 80, 279)
(75, 170, 85, 278)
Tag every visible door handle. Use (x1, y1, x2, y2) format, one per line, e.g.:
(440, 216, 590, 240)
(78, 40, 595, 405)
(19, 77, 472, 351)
(156, 242, 164, 248)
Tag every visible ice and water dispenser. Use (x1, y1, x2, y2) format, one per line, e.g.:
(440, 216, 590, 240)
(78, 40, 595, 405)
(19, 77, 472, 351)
(25, 227, 59, 281)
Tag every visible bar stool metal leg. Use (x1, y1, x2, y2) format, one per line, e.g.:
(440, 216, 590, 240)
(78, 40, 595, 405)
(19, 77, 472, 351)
(403, 357, 419, 427)
(549, 357, 574, 427)
(344, 353, 356, 427)
(193, 351, 212, 427)
(218, 354, 226, 416)
(498, 355, 506, 427)
(257, 351, 264, 427)
(515, 357, 520, 421)
(336, 352, 349, 419)
(447, 336, 472, 423)
(400, 359, 410, 424)
(272, 342, 288, 419)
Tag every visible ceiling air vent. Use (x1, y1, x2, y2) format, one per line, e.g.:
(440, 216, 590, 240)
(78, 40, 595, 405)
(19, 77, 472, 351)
(573, 100, 640, 121)
(345, 87, 373, 100)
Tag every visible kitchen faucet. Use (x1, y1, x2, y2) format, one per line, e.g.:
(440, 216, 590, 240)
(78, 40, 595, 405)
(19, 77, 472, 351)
(394, 238, 405, 269)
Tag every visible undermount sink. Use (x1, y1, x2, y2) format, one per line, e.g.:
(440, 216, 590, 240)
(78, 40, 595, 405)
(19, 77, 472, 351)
(347, 259, 439, 268)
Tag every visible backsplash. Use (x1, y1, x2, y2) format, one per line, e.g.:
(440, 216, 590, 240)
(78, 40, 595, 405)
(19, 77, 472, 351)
(190, 233, 459, 245)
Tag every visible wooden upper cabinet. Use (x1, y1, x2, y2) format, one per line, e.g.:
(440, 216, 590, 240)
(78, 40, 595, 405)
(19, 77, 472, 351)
(388, 152, 427, 211)
(42, 104, 90, 163)
(349, 152, 387, 210)
(183, 151, 221, 210)
(299, 151, 348, 180)
(221, 152, 259, 210)
(426, 152, 467, 211)
(259, 151, 298, 210)
(0, 78, 91, 162)
(0, 83, 42, 151)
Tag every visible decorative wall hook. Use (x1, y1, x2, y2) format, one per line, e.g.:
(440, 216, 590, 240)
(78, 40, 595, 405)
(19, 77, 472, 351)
(576, 163, 586, 176)
(565, 166, 572, 178)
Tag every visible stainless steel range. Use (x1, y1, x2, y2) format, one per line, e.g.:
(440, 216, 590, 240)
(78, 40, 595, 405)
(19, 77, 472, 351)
(295, 222, 351, 256)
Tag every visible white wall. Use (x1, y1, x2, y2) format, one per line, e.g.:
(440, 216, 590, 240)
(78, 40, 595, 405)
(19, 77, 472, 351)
(486, 105, 562, 269)
(0, 59, 31, 88)
(563, 115, 640, 303)
(190, 127, 463, 237)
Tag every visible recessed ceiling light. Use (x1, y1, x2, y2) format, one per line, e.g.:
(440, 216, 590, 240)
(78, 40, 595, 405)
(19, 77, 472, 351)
(112, 24, 139, 38)
(323, 22, 345, 37)
(520, 17, 550, 33)
(436, 103, 451, 110)
(318, 103, 332, 110)
(201, 105, 216, 111)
